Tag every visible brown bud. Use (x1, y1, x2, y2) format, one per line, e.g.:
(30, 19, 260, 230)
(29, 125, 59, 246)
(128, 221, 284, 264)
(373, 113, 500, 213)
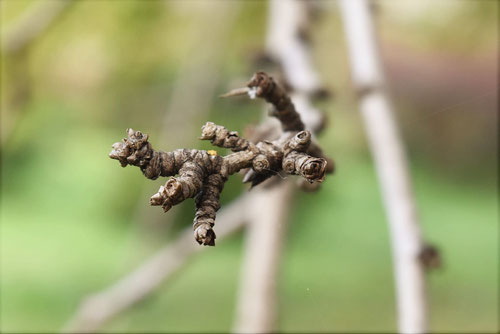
(288, 130, 311, 152)
(419, 244, 442, 270)
(301, 158, 327, 182)
(109, 142, 130, 167)
(252, 155, 270, 173)
(282, 159, 296, 174)
(200, 122, 217, 140)
(150, 186, 166, 206)
(165, 178, 183, 200)
(194, 225, 216, 246)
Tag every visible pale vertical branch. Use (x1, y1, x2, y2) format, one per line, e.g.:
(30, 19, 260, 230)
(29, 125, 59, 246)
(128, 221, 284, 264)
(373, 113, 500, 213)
(339, 1, 428, 333)
(233, 183, 293, 333)
(265, 0, 325, 133)
(233, 0, 325, 332)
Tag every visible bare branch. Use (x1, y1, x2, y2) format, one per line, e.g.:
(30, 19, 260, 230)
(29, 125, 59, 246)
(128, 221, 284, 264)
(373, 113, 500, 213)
(109, 73, 329, 245)
(62, 194, 249, 333)
(339, 1, 429, 333)
(232, 183, 293, 333)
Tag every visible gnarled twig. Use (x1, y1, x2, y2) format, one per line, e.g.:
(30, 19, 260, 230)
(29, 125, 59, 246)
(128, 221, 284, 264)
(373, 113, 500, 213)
(109, 72, 331, 246)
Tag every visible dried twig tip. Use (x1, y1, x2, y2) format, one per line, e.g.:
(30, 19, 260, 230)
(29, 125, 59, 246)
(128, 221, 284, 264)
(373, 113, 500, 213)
(219, 87, 250, 98)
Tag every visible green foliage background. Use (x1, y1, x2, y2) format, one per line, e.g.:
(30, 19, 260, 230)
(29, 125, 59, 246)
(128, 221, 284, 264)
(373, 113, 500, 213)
(1, 0, 498, 332)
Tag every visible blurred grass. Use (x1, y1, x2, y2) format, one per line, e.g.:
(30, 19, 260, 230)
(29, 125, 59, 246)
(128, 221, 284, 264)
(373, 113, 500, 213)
(1, 0, 498, 333)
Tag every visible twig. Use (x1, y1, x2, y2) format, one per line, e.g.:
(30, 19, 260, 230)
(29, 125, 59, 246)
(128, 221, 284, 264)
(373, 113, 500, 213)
(62, 1, 334, 331)
(265, 0, 326, 133)
(339, 1, 428, 333)
(108, 73, 328, 245)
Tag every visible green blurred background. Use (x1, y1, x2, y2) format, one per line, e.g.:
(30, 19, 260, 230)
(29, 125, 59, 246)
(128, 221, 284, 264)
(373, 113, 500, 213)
(1, 0, 498, 332)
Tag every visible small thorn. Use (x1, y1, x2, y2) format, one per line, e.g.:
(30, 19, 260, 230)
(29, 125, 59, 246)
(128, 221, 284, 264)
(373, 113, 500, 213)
(219, 87, 250, 98)
(242, 170, 256, 183)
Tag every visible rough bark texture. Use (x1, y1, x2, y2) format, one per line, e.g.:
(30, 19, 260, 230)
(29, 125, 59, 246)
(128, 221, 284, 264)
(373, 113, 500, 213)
(247, 72, 305, 132)
(110, 72, 332, 246)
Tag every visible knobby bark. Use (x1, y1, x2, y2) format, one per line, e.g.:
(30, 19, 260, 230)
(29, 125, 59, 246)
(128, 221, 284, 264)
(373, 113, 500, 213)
(109, 72, 331, 246)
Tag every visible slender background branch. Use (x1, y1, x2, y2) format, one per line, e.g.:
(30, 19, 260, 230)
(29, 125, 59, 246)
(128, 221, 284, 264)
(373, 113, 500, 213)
(62, 194, 249, 333)
(339, 1, 429, 333)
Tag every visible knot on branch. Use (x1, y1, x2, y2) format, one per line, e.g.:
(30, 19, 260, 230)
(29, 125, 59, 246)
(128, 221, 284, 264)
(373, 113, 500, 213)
(419, 244, 442, 270)
(285, 130, 312, 153)
(252, 154, 270, 173)
(282, 151, 327, 183)
(109, 128, 151, 168)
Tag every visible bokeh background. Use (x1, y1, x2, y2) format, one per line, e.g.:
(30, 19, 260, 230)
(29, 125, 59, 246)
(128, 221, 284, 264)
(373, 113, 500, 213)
(1, 0, 498, 332)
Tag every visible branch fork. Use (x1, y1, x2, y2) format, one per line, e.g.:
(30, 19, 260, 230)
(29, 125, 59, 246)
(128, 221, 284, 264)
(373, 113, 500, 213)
(109, 72, 333, 246)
